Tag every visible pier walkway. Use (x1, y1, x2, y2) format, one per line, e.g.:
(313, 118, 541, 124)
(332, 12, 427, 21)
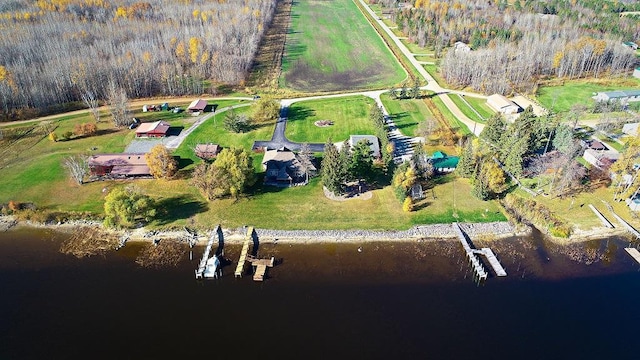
(625, 248, 640, 264)
(453, 223, 507, 281)
(234, 240, 250, 278)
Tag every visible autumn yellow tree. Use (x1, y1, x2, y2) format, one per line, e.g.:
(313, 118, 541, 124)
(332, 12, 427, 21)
(146, 144, 178, 179)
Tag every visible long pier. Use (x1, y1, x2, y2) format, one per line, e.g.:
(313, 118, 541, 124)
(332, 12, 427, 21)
(195, 227, 218, 279)
(454, 223, 487, 282)
(453, 223, 507, 281)
(234, 240, 250, 278)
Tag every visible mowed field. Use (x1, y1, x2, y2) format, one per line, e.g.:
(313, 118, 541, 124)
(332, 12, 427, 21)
(280, 0, 406, 91)
(536, 78, 640, 113)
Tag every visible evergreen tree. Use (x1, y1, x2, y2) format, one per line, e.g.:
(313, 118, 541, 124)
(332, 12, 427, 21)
(399, 81, 408, 99)
(350, 140, 374, 182)
(321, 139, 343, 194)
(480, 113, 506, 146)
(456, 140, 476, 178)
(411, 77, 421, 99)
(552, 124, 575, 155)
(339, 139, 351, 182)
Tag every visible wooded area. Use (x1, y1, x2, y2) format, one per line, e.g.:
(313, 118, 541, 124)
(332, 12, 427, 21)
(374, 0, 639, 95)
(0, 0, 278, 120)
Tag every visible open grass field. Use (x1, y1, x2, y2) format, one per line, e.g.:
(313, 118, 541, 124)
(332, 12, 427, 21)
(463, 96, 494, 119)
(423, 64, 449, 88)
(400, 38, 426, 54)
(415, 55, 436, 62)
(285, 96, 376, 143)
(536, 78, 640, 114)
(380, 94, 433, 137)
(280, 0, 406, 91)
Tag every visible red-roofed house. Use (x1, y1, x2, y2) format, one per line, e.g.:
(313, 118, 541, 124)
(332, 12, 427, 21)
(187, 99, 208, 114)
(88, 154, 150, 178)
(135, 121, 170, 138)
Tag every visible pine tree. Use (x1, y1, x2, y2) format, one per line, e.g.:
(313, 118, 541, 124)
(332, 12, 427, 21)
(479, 113, 506, 146)
(456, 140, 476, 178)
(321, 139, 343, 194)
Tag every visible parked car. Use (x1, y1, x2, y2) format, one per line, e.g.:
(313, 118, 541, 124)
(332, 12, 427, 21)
(128, 122, 139, 129)
(172, 107, 182, 113)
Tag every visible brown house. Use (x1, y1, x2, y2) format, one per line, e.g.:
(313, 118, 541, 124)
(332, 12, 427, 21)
(88, 154, 150, 178)
(261, 147, 314, 187)
(135, 120, 170, 138)
(195, 144, 221, 160)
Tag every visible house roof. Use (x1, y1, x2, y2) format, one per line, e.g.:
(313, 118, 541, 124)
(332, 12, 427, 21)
(89, 153, 148, 166)
(89, 153, 151, 175)
(262, 147, 296, 164)
(431, 156, 459, 169)
(432, 151, 447, 159)
(136, 120, 170, 134)
(349, 135, 381, 158)
(188, 99, 208, 111)
(589, 140, 607, 150)
(597, 89, 640, 99)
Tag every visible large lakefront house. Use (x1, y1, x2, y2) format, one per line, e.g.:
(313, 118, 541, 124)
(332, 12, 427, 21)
(88, 154, 151, 178)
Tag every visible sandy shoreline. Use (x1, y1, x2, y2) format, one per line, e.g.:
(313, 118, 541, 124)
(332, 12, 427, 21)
(0, 214, 630, 245)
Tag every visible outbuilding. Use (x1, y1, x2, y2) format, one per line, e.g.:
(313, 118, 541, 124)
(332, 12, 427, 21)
(486, 94, 520, 115)
(187, 99, 208, 114)
(135, 120, 170, 138)
(88, 153, 150, 178)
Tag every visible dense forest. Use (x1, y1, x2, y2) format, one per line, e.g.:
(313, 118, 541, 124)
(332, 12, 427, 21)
(0, 0, 277, 120)
(375, 0, 639, 94)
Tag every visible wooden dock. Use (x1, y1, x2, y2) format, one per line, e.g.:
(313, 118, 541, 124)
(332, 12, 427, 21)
(453, 223, 488, 282)
(625, 248, 640, 264)
(234, 240, 250, 278)
(473, 248, 507, 277)
(248, 256, 274, 281)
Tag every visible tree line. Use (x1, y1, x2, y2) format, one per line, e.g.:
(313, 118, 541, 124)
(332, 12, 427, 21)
(373, 0, 638, 95)
(0, 0, 278, 121)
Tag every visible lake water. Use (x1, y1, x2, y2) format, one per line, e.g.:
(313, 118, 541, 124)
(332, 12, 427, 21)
(1, 227, 640, 359)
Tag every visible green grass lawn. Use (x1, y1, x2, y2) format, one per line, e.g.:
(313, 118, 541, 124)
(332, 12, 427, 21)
(464, 96, 494, 119)
(423, 64, 449, 88)
(380, 94, 434, 137)
(449, 94, 484, 123)
(172, 104, 269, 167)
(280, 0, 406, 91)
(285, 96, 376, 143)
(536, 78, 640, 114)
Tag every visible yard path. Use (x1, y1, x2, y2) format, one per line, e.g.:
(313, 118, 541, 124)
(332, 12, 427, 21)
(357, 0, 485, 136)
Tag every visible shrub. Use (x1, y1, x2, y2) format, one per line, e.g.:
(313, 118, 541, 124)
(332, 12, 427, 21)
(402, 197, 413, 212)
(8, 200, 20, 211)
(48, 132, 57, 142)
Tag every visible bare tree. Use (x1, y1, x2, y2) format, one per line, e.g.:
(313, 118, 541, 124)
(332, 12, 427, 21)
(81, 90, 101, 123)
(63, 155, 89, 185)
(298, 142, 315, 177)
(107, 81, 131, 128)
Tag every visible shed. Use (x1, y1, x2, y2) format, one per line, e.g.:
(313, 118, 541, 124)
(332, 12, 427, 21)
(429, 151, 459, 173)
(188, 99, 208, 113)
(593, 90, 640, 103)
(195, 144, 221, 160)
(135, 121, 170, 138)
(486, 94, 520, 114)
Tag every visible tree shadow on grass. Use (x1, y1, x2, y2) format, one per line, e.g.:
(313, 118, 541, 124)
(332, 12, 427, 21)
(154, 195, 209, 226)
(286, 106, 315, 123)
(175, 156, 194, 170)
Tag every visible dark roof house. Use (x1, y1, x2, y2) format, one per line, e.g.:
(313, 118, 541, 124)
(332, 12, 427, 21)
(261, 147, 314, 187)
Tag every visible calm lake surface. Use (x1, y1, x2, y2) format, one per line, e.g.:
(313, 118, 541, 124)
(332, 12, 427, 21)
(2, 227, 640, 359)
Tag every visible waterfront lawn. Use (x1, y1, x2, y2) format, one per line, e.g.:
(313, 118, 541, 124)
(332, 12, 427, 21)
(280, 0, 406, 91)
(536, 78, 640, 114)
(380, 94, 433, 137)
(187, 175, 505, 230)
(285, 96, 376, 143)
